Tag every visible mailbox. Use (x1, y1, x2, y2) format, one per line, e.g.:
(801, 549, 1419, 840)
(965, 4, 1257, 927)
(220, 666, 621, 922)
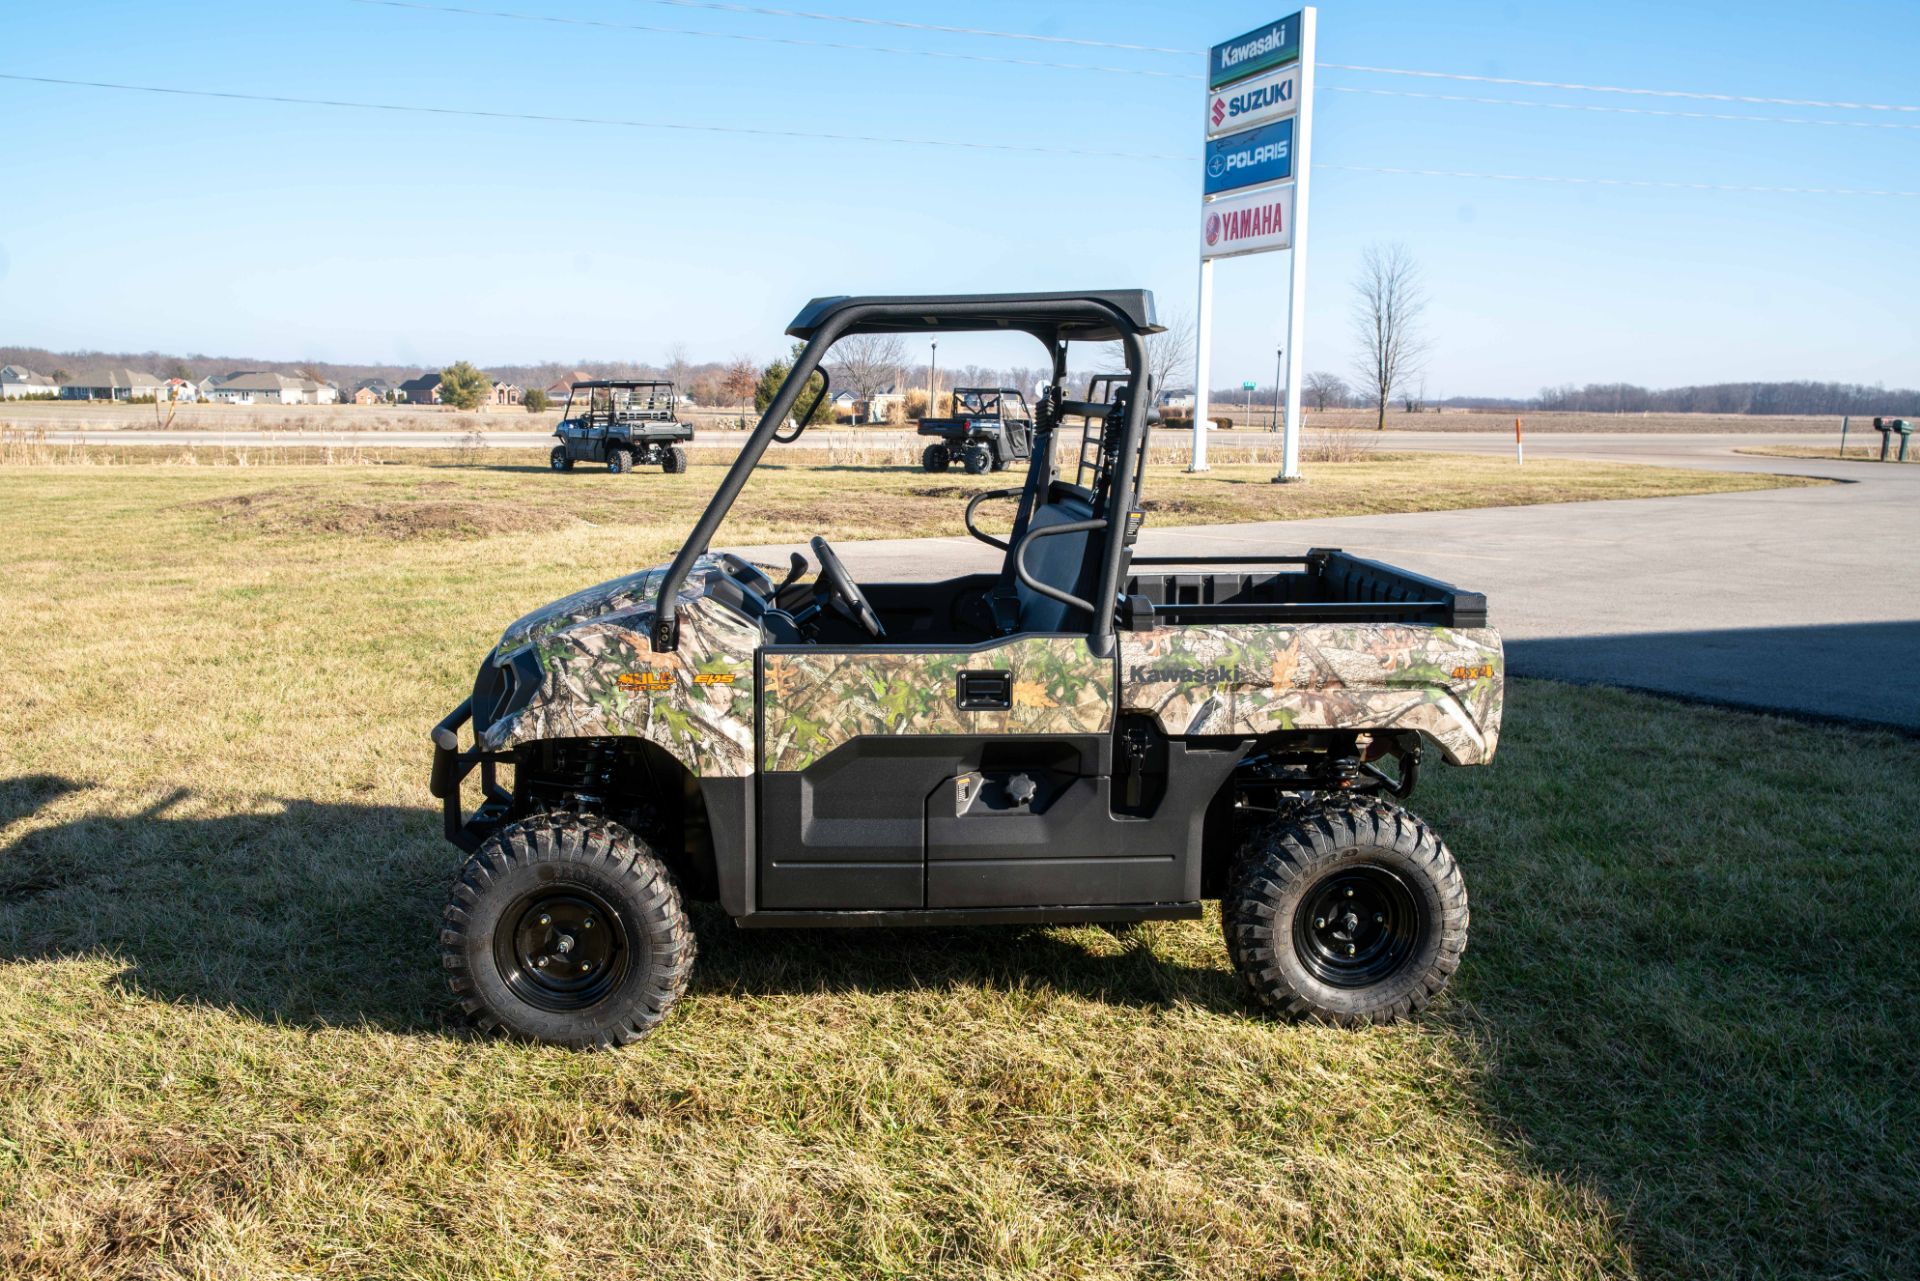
(1872, 417, 1912, 462)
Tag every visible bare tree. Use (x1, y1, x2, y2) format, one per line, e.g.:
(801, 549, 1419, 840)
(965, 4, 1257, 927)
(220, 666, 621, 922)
(1350, 242, 1430, 430)
(664, 342, 692, 393)
(1102, 305, 1195, 401)
(1304, 371, 1349, 411)
(827, 333, 907, 422)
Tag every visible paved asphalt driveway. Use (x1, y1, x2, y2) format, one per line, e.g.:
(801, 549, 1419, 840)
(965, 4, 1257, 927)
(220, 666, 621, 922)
(738, 438, 1920, 730)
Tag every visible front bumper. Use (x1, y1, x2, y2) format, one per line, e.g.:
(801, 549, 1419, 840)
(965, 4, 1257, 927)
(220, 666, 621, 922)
(428, 697, 514, 852)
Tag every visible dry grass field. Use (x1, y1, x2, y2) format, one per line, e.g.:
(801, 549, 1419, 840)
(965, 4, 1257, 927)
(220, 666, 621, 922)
(0, 442, 1817, 535)
(1, 459, 1907, 1279)
(2, 399, 1851, 437)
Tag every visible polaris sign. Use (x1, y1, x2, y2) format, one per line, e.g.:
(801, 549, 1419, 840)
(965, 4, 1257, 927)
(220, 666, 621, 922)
(1207, 63, 1299, 138)
(1209, 14, 1301, 89)
(1203, 118, 1294, 196)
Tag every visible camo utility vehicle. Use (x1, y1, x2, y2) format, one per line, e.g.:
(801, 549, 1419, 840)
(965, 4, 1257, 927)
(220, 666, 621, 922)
(431, 290, 1503, 1049)
(550, 379, 693, 474)
(918, 386, 1035, 473)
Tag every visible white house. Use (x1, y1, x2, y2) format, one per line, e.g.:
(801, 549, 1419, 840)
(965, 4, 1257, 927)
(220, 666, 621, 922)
(0, 366, 58, 399)
(60, 368, 166, 400)
(199, 372, 338, 404)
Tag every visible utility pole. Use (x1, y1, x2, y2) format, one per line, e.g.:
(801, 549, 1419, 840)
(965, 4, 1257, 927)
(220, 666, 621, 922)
(927, 340, 937, 422)
(1270, 347, 1282, 432)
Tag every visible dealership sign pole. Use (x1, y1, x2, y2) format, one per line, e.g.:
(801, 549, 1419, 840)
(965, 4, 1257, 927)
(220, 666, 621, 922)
(1190, 8, 1313, 478)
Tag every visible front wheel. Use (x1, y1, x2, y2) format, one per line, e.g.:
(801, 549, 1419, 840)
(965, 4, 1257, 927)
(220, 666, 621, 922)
(662, 445, 689, 473)
(606, 448, 633, 475)
(1223, 800, 1467, 1025)
(549, 446, 573, 472)
(440, 814, 696, 1049)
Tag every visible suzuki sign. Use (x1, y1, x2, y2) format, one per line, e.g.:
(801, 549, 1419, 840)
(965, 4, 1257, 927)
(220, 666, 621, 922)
(1201, 183, 1294, 260)
(1203, 117, 1294, 196)
(1207, 63, 1299, 138)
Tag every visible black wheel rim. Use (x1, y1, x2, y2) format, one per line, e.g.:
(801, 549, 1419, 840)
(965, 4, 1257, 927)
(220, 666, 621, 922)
(1291, 863, 1425, 989)
(494, 887, 631, 1012)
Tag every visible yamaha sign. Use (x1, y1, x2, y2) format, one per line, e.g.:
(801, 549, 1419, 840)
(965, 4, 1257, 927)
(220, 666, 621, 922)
(1207, 63, 1299, 138)
(1201, 183, 1294, 259)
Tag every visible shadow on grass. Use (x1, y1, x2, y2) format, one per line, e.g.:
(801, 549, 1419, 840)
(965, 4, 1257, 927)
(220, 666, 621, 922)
(0, 777, 1236, 1035)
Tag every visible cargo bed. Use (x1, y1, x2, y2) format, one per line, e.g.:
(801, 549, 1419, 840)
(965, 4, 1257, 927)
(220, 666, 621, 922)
(1126, 548, 1487, 629)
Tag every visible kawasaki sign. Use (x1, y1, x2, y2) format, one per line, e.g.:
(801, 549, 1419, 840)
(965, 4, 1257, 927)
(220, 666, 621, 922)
(1207, 63, 1299, 138)
(1209, 14, 1301, 89)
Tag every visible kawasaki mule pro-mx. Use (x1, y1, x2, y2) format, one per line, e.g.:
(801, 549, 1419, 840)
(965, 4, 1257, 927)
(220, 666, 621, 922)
(430, 291, 1502, 1048)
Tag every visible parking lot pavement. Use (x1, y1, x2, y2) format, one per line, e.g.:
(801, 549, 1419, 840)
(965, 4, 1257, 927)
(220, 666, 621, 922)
(738, 447, 1920, 729)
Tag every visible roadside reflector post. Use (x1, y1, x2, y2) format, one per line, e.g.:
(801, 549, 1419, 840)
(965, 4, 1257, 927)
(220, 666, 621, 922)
(1840, 414, 1849, 458)
(1515, 416, 1524, 465)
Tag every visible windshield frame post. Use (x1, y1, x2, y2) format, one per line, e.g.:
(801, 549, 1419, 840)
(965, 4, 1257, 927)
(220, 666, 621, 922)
(1088, 327, 1149, 658)
(650, 317, 851, 650)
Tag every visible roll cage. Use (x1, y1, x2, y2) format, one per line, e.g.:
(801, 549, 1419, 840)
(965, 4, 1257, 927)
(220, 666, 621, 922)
(648, 290, 1164, 657)
(947, 387, 1032, 424)
(561, 379, 679, 427)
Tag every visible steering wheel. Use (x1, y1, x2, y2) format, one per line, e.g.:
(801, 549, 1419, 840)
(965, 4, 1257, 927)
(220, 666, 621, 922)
(809, 536, 886, 639)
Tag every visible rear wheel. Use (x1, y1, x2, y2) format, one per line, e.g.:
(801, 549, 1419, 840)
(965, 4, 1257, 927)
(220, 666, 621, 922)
(922, 444, 950, 473)
(662, 445, 689, 474)
(1223, 799, 1467, 1025)
(962, 444, 992, 475)
(441, 814, 695, 1049)
(549, 446, 572, 472)
(606, 448, 633, 475)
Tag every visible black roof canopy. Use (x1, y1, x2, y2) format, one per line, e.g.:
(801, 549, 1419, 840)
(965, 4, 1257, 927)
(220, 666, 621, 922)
(786, 290, 1162, 343)
(569, 379, 675, 390)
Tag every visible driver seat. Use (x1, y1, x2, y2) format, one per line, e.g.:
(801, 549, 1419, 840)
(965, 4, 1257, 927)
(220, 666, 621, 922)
(1004, 485, 1106, 635)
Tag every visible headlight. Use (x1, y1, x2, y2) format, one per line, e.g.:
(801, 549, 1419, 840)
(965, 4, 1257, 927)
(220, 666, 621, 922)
(473, 644, 544, 730)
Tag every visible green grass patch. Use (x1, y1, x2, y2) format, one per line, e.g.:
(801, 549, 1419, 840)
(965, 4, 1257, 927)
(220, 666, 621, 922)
(0, 465, 1907, 1279)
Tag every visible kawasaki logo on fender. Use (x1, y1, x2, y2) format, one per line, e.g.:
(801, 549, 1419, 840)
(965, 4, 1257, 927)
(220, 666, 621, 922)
(1209, 13, 1302, 88)
(1202, 118, 1294, 196)
(1206, 63, 1299, 138)
(1130, 663, 1243, 685)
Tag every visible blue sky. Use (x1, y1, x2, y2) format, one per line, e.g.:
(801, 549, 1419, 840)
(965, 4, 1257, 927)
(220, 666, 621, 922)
(3, 0, 1917, 396)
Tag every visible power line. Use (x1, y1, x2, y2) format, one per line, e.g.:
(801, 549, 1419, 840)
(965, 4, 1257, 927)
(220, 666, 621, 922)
(7, 70, 1915, 196)
(351, 0, 1194, 79)
(1321, 163, 1920, 197)
(0, 71, 1187, 159)
(667, 0, 1920, 114)
(1319, 62, 1920, 114)
(1324, 84, 1920, 131)
(638, 0, 1920, 114)
(632, 0, 1193, 55)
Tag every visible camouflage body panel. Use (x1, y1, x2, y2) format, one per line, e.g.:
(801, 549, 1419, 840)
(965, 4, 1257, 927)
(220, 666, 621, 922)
(1120, 624, 1504, 765)
(483, 558, 760, 777)
(762, 636, 1113, 773)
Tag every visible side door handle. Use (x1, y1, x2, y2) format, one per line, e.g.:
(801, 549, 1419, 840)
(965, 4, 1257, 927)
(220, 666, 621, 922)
(955, 669, 1013, 711)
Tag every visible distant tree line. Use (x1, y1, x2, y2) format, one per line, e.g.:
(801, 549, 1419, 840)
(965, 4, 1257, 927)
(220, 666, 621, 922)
(1526, 380, 1919, 417)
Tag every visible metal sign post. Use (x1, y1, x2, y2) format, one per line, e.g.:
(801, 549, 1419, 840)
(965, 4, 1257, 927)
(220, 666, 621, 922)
(1193, 8, 1313, 480)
